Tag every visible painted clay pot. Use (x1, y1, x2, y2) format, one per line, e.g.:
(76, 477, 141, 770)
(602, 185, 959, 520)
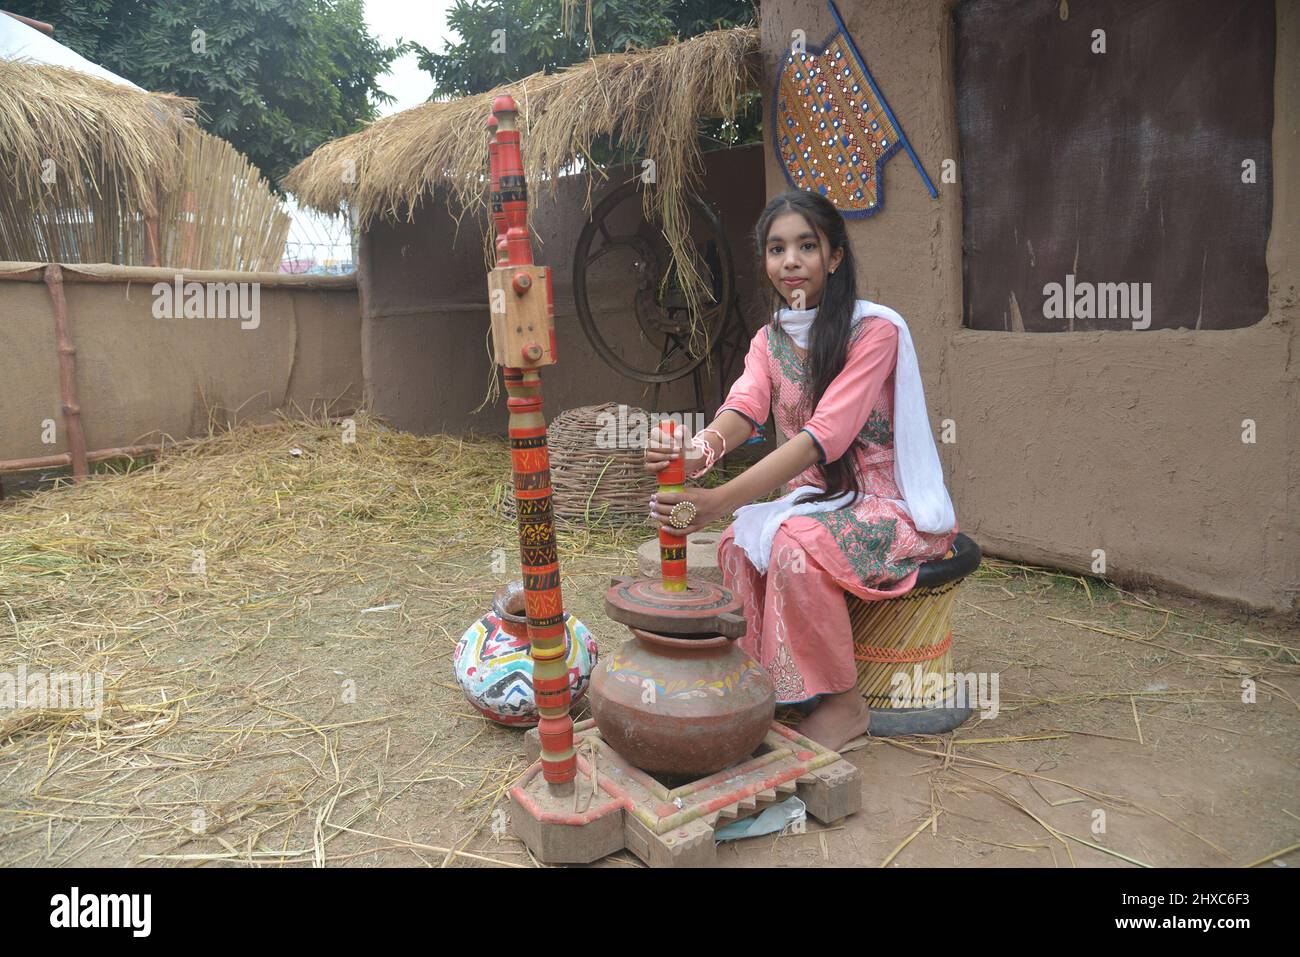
(454, 581, 598, 727)
(589, 628, 776, 778)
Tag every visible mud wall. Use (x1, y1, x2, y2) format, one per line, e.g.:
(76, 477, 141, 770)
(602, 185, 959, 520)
(761, 0, 1298, 612)
(356, 144, 769, 437)
(0, 264, 361, 465)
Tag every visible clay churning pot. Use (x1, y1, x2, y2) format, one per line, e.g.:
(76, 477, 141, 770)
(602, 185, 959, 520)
(590, 421, 775, 778)
(589, 625, 775, 778)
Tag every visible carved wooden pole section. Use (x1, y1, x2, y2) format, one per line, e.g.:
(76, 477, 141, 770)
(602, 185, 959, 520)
(487, 115, 508, 267)
(657, 420, 687, 592)
(43, 264, 88, 482)
(487, 95, 573, 788)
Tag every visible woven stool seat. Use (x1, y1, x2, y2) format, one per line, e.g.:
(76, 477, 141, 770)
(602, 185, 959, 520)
(847, 533, 981, 733)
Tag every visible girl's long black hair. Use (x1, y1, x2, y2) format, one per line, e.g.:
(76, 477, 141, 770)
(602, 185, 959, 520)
(754, 190, 863, 507)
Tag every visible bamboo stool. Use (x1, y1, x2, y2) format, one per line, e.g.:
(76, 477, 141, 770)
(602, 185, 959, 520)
(845, 533, 982, 735)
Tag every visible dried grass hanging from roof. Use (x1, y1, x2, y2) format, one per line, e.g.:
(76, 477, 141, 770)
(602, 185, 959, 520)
(0, 59, 289, 270)
(284, 26, 761, 339)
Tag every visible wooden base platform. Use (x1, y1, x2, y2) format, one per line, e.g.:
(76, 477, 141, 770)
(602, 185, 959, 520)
(509, 718, 861, 867)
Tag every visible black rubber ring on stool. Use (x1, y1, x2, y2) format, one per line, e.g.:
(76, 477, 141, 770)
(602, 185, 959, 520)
(913, 532, 981, 590)
(868, 700, 975, 736)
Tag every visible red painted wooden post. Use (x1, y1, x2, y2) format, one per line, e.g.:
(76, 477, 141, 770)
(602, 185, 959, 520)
(657, 420, 687, 591)
(487, 115, 508, 267)
(493, 99, 534, 270)
(487, 96, 575, 788)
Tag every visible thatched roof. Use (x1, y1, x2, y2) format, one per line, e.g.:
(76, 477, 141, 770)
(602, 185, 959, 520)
(0, 58, 288, 270)
(0, 58, 196, 218)
(284, 26, 760, 318)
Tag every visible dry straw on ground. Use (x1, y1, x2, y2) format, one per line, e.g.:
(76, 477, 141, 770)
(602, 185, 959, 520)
(284, 27, 761, 327)
(2, 414, 1295, 867)
(0, 413, 650, 866)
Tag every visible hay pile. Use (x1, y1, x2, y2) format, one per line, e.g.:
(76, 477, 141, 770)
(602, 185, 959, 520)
(0, 413, 649, 866)
(2, 413, 1297, 867)
(284, 26, 760, 323)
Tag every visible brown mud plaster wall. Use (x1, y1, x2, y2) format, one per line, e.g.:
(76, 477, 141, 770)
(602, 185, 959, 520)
(0, 265, 361, 462)
(356, 143, 768, 436)
(762, 0, 1298, 612)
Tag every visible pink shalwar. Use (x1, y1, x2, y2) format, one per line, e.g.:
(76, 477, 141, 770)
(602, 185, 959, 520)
(715, 314, 958, 703)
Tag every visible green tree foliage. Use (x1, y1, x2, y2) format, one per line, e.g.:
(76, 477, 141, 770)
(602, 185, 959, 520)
(8, 0, 401, 189)
(412, 0, 761, 156)
(413, 0, 669, 98)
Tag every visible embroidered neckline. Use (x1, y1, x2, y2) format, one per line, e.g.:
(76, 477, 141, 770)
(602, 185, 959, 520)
(770, 322, 807, 383)
(769, 314, 870, 382)
(767, 317, 895, 449)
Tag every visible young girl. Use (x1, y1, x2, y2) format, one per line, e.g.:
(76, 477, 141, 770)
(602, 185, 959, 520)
(645, 190, 958, 751)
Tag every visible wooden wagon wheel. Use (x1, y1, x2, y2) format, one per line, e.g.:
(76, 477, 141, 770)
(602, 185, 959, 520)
(573, 179, 735, 385)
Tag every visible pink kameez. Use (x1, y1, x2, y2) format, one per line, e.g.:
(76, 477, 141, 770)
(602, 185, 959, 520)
(715, 314, 958, 703)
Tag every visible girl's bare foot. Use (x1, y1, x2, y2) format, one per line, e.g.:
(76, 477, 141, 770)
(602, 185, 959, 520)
(797, 690, 871, 751)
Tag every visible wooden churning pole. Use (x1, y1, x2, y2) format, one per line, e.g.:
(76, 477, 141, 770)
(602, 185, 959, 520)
(656, 420, 688, 592)
(486, 96, 574, 789)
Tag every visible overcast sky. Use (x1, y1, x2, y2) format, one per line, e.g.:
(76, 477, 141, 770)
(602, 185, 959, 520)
(287, 1, 461, 260)
(366, 0, 460, 116)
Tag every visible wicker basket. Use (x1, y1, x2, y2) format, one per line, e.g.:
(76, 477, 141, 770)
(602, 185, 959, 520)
(498, 402, 662, 525)
(848, 533, 982, 708)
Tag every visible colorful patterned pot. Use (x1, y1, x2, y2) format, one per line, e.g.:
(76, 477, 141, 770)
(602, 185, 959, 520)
(454, 581, 598, 727)
(589, 628, 776, 778)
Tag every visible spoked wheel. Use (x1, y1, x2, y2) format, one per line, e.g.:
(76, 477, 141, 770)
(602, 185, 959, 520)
(573, 179, 735, 384)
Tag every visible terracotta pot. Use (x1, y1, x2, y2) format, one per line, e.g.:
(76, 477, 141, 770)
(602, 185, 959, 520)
(453, 581, 598, 727)
(589, 627, 775, 778)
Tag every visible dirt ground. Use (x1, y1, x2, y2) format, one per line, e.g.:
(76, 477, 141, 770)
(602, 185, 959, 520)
(1, 421, 1296, 868)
